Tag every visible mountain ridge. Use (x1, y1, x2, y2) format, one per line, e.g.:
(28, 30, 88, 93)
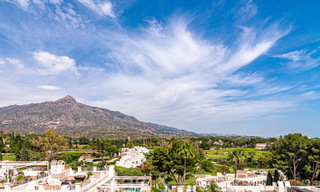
(0, 95, 196, 139)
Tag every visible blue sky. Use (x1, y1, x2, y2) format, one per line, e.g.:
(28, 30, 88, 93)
(1, 0, 320, 137)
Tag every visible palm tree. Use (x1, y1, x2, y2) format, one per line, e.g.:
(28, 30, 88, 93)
(227, 148, 246, 182)
(178, 143, 196, 184)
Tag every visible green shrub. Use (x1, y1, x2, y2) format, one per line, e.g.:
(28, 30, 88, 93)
(16, 175, 25, 181)
(115, 167, 144, 176)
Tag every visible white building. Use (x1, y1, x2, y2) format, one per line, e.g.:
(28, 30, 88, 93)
(196, 169, 268, 191)
(115, 146, 149, 168)
(255, 143, 268, 149)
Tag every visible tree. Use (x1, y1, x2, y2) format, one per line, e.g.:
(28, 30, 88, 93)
(151, 142, 198, 185)
(210, 183, 219, 192)
(266, 171, 273, 185)
(201, 160, 215, 172)
(151, 147, 179, 183)
(20, 147, 31, 161)
(219, 165, 230, 174)
(126, 141, 134, 148)
(227, 148, 246, 182)
(248, 152, 256, 162)
(106, 146, 119, 157)
(30, 137, 43, 152)
(15, 148, 21, 161)
(68, 138, 73, 149)
(0, 136, 5, 152)
(274, 170, 280, 183)
(199, 142, 211, 150)
(178, 142, 196, 184)
(305, 139, 320, 185)
(141, 160, 152, 175)
(272, 133, 309, 180)
(257, 152, 272, 168)
(42, 130, 67, 162)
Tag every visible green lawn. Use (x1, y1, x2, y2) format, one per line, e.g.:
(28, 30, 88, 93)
(205, 148, 269, 160)
(3, 155, 16, 161)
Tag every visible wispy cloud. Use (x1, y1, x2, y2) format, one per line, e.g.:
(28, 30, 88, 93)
(77, 0, 116, 18)
(36, 85, 60, 90)
(275, 49, 320, 71)
(82, 16, 293, 126)
(6, 58, 24, 69)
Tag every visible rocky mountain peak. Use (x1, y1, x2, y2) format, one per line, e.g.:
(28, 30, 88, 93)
(55, 95, 77, 103)
(0, 96, 196, 139)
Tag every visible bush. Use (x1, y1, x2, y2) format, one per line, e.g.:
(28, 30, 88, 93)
(289, 180, 303, 186)
(115, 167, 144, 176)
(200, 160, 215, 172)
(16, 175, 25, 181)
(107, 161, 116, 165)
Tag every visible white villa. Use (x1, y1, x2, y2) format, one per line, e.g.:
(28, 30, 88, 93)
(196, 169, 268, 188)
(193, 169, 320, 192)
(115, 146, 149, 168)
(255, 143, 268, 149)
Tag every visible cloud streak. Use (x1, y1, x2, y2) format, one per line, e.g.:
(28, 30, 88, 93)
(275, 49, 320, 71)
(77, 0, 116, 18)
(83, 17, 293, 128)
(36, 85, 60, 90)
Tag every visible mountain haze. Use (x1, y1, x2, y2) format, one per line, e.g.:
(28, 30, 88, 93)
(0, 96, 196, 139)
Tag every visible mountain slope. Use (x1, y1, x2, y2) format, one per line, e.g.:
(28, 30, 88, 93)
(0, 96, 195, 139)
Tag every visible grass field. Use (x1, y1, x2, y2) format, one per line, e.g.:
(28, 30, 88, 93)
(3, 154, 16, 161)
(205, 148, 269, 160)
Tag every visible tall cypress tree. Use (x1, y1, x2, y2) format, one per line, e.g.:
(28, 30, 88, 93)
(97, 139, 100, 152)
(266, 171, 273, 186)
(274, 170, 280, 183)
(15, 148, 21, 161)
(0, 136, 4, 153)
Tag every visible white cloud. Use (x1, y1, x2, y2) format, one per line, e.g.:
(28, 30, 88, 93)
(6, 58, 24, 69)
(54, 5, 88, 28)
(16, 0, 30, 9)
(77, 0, 116, 18)
(4, 0, 31, 10)
(237, 0, 257, 21)
(275, 49, 320, 71)
(33, 51, 77, 75)
(36, 85, 60, 90)
(0, 59, 4, 65)
(99, 1, 114, 18)
(83, 17, 292, 127)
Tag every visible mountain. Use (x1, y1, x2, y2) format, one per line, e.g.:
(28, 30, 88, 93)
(145, 122, 196, 135)
(199, 133, 241, 137)
(0, 95, 196, 139)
